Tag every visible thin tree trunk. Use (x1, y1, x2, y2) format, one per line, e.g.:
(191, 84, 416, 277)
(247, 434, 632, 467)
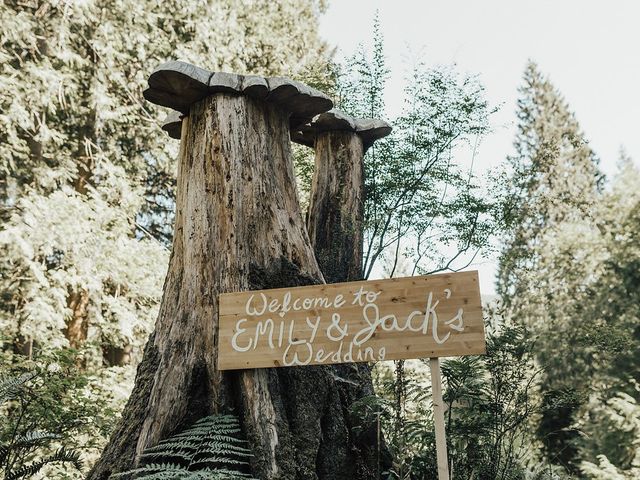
(307, 131, 365, 283)
(89, 92, 381, 480)
(66, 288, 89, 349)
(305, 123, 393, 478)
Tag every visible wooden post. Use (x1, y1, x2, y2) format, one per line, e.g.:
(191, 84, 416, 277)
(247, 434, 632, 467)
(430, 357, 450, 480)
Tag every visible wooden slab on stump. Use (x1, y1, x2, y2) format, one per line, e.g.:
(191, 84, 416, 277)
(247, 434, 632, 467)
(291, 109, 392, 150)
(144, 60, 333, 126)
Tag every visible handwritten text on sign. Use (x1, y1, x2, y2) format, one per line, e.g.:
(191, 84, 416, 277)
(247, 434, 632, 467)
(217, 271, 484, 370)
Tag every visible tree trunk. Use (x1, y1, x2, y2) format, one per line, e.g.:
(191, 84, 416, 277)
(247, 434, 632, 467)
(307, 131, 365, 284)
(89, 93, 384, 480)
(306, 129, 393, 477)
(66, 288, 90, 349)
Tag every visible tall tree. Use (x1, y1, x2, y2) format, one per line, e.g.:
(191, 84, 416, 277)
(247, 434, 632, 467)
(0, 0, 331, 367)
(552, 156, 640, 478)
(496, 61, 603, 469)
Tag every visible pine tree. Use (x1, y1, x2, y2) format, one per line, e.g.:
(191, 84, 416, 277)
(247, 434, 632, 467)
(497, 61, 602, 302)
(572, 156, 640, 477)
(496, 61, 603, 469)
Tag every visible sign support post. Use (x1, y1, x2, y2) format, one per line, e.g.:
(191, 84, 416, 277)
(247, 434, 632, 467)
(430, 357, 450, 480)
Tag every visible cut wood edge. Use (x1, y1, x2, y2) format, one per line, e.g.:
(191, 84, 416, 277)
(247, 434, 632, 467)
(144, 61, 211, 114)
(145, 60, 333, 124)
(291, 109, 392, 150)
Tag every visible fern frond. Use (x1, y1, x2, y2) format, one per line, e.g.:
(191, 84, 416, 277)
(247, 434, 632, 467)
(110, 462, 189, 478)
(6, 447, 82, 480)
(113, 414, 254, 480)
(189, 468, 256, 479)
(196, 445, 252, 455)
(0, 372, 35, 405)
(140, 449, 194, 463)
(133, 473, 190, 480)
(145, 440, 200, 452)
(204, 435, 247, 444)
(13, 430, 61, 448)
(0, 444, 9, 464)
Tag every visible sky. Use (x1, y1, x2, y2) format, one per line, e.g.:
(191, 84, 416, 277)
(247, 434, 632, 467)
(318, 0, 640, 294)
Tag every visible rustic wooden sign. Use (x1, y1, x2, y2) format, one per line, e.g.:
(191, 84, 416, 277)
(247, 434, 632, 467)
(217, 271, 484, 371)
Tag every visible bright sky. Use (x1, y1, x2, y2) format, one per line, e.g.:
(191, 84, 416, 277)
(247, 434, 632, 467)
(319, 0, 640, 294)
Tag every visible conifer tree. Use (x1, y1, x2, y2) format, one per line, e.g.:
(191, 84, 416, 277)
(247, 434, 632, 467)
(496, 61, 603, 469)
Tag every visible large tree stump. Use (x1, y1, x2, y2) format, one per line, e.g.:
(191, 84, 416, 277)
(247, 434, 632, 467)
(89, 63, 385, 480)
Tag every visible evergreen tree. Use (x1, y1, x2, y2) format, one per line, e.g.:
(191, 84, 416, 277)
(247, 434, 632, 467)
(0, 0, 331, 365)
(497, 61, 602, 302)
(0, 1, 332, 475)
(496, 61, 603, 470)
(573, 156, 640, 478)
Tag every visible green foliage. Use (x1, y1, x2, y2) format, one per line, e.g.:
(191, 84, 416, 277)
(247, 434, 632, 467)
(0, 0, 333, 365)
(0, 172, 168, 359)
(0, 2, 332, 475)
(495, 61, 602, 469)
(0, 350, 115, 479)
(113, 415, 256, 480)
(496, 61, 640, 474)
(439, 320, 541, 480)
(336, 16, 495, 279)
(366, 313, 543, 480)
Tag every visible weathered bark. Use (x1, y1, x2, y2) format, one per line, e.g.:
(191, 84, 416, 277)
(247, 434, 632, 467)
(89, 92, 384, 479)
(304, 109, 391, 283)
(305, 121, 394, 478)
(307, 131, 365, 283)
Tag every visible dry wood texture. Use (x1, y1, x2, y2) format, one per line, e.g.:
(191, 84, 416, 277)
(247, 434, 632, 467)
(430, 357, 451, 480)
(291, 109, 392, 149)
(218, 272, 484, 370)
(304, 120, 394, 476)
(307, 131, 365, 283)
(89, 85, 388, 479)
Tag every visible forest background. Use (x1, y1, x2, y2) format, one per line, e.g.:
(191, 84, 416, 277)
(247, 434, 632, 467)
(1, 1, 638, 479)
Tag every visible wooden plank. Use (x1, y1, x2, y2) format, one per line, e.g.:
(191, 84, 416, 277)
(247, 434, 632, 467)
(217, 271, 484, 370)
(430, 357, 450, 480)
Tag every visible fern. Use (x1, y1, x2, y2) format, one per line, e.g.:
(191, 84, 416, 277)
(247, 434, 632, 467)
(5, 447, 82, 480)
(12, 431, 60, 449)
(0, 370, 84, 480)
(112, 415, 256, 480)
(0, 373, 34, 405)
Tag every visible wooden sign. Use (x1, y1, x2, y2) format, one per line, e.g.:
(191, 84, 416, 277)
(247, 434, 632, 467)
(217, 271, 484, 371)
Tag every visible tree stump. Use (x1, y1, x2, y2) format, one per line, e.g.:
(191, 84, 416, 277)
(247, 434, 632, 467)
(296, 110, 391, 284)
(294, 110, 393, 476)
(89, 63, 384, 480)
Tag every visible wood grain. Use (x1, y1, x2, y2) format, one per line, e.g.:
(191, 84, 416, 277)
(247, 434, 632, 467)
(218, 271, 485, 370)
(430, 357, 450, 480)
